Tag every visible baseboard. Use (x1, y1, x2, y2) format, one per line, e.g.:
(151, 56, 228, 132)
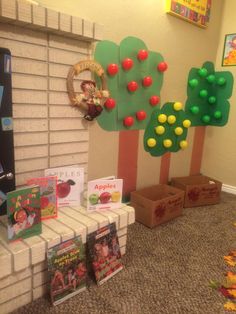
(222, 184, 236, 195)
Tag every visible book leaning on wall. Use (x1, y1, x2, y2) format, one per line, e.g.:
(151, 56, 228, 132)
(47, 235, 87, 306)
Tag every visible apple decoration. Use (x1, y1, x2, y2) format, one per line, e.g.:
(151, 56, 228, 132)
(142, 76, 153, 87)
(127, 81, 138, 92)
(104, 98, 116, 110)
(149, 95, 160, 106)
(123, 116, 134, 127)
(157, 61, 168, 72)
(57, 179, 75, 198)
(99, 192, 111, 204)
(136, 110, 147, 121)
(137, 49, 148, 61)
(89, 193, 99, 205)
(111, 191, 121, 202)
(40, 196, 49, 209)
(122, 58, 133, 71)
(107, 63, 119, 76)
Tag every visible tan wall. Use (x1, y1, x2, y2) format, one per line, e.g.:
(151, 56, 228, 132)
(202, 0, 236, 187)
(36, 0, 225, 187)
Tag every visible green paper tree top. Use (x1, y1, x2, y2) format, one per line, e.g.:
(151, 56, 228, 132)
(185, 61, 234, 126)
(94, 36, 168, 131)
(144, 102, 191, 157)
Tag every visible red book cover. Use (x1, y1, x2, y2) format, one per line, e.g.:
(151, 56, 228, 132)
(87, 222, 123, 285)
(27, 176, 57, 220)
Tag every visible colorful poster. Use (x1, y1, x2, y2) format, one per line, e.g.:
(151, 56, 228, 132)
(222, 34, 236, 67)
(166, 0, 211, 28)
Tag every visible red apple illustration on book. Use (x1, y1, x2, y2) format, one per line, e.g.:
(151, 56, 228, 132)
(57, 179, 75, 198)
(99, 192, 111, 204)
(40, 196, 49, 209)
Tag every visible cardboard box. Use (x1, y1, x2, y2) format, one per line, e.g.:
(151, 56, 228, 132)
(171, 175, 222, 208)
(130, 185, 184, 228)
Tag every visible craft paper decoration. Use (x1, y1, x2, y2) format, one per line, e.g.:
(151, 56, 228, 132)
(222, 34, 236, 66)
(185, 61, 234, 127)
(166, 0, 211, 28)
(144, 102, 190, 156)
(94, 36, 167, 131)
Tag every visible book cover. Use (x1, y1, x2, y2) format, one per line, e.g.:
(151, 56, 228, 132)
(87, 178, 123, 212)
(7, 185, 42, 241)
(47, 235, 87, 306)
(45, 166, 84, 207)
(87, 222, 123, 285)
(27, 176, 57, 220)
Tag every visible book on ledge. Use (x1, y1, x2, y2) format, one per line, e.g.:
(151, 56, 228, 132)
(87, 222, 123, 285)
(27, 176, 57, 220)
(47, 235, 87, 306)
(87, 176, 123, 212)
(45, 166, 84, 207)
(7, 185, 42, 241)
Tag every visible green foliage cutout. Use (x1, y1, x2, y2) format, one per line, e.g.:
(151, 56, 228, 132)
(144, 102, 191, 157)
(94, 36, 167, 131)
(185, 61, 234, 126)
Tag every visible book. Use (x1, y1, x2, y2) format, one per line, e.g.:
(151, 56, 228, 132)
(47, 235, 87, 306)
(45, 166, 84, 207)
(7, 185, 42, 241)
(27, 176, 57, 220)
(87, 177, 123, 212)
(87, 222, 123, 285)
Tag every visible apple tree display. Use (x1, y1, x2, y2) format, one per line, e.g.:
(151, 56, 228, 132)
(185, 61, 234, 126)
(144, 102, 191, 156)
(94, 36, 167, 131)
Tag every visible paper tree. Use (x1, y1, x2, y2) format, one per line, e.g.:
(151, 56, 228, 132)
(185, 61, 234, 126)
(144, 102, 191, 156)
(94, 36, 167, 131)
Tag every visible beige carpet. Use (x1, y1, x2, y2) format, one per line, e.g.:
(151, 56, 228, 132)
(14, 192, 236, 314)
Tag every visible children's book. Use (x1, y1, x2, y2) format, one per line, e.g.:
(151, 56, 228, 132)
(47, 235, 87, 306)
(87, 222, 123, 285)
(7, 185, 42, 241)
(87, 177, 123, 212)
(27, 176, 57, 220)
(45, 166, 84, 207)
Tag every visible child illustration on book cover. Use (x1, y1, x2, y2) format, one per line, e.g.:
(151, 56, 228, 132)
(87, 222, 123, 285)
(7, 186, 42, 241)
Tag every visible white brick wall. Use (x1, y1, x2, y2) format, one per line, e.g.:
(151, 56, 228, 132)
(0, 22, 92, 186)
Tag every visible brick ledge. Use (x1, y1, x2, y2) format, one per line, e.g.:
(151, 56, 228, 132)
(0, 0, 103, 41)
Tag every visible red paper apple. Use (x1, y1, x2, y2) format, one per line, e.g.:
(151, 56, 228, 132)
(104, 98, 116, 109)
(149, 95, 160, 106)
(142, 76, 153, 87)
(57, 179, 75, 198)
(122, 58, 133, 70)
(136, 110, 147, 121)
(123, 116, 134, 127)
(137, 49, 148, 61)
(157, 61, 168, 72)
(107, 63, 119, 76)
(99, 192, 111, 204)
(127, 81, 138, 92)
(40, 196, 49, 209)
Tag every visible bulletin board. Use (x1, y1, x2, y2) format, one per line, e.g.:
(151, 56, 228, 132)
(166, 0, 211, 28)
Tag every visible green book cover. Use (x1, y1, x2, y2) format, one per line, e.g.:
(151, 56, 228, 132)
(7, 185, 42, 241)
(47, 235, 87, 306)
